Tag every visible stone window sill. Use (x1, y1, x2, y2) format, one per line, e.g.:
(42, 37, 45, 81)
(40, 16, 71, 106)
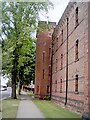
(74, 91, 79, 94)
(75, 58, 79, 62)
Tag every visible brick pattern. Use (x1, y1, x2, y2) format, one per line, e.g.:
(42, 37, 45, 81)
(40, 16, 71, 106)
(82, 2, 90, 119)
(35, 2, 90, 119)
(35, 22, 55, 98)
(52, 2, 90, 118)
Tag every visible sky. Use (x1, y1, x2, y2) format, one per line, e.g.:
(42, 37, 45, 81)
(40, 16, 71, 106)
(40, 0, 70, 23)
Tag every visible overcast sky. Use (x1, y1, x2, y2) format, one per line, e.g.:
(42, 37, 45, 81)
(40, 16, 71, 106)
(40, 0, 70, 23)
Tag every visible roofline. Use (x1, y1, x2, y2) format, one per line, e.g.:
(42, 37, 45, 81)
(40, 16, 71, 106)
(58, 2, 76, 26)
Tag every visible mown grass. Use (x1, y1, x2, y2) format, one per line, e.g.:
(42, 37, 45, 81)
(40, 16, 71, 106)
(0, 102, 2, 120)
(33, 100, 82, 119)
(1, 98, 20, 119)
(27, 91, 34, 96)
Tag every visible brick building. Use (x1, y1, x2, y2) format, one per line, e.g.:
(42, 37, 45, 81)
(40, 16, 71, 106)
(35, 2, 90, 119)
(52, 2, 90, 119)
(35, 21, 56, 98)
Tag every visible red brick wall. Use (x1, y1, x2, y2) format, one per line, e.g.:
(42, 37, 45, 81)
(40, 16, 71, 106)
(82, 2, 90, 119)
(35, 2, 90, 119)
(35, 21, 55, 98)
(52, 2, 90, 118)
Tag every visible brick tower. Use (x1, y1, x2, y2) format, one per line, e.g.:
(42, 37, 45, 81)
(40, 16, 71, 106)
(35, 21, 56, 99)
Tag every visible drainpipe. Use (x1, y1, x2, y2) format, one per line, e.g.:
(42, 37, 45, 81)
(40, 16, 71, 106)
(50, 39, 53, 100)
(50, 29, 55, 100)
(65, 17, 69, 105)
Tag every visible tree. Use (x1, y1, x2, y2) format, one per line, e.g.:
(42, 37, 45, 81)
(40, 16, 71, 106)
(17, 38, 36, 95)
(2, 1, 53, 98)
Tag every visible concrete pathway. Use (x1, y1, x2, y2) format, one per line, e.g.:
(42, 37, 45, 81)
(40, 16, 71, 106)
(16, 91, 45, 118)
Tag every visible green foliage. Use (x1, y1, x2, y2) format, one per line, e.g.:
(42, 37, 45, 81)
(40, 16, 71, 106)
(44, 95, 51, 100)
(2, 1, 53, 88)
(37, 21, 52, 32)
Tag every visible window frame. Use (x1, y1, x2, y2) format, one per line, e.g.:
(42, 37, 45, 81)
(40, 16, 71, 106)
(47, 85, 49, 93)
(55, 80, 57, 92)
(61, 29, 63, 45)
(37, 86, 39, 93)
(56, 59, 57, 72)
(43, 51, 45, 63)
(60, 79, 62, 93)
(75, 74, 79, 94)
(43, 69, 45, 79)
(75, 40, 79, 62)
(75, 7, 79, 28)
(61, 54, 63, 70)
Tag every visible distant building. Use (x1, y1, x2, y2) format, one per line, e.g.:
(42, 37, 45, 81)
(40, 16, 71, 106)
(35, 2, 90, 119)
(35, 21, 56, 98)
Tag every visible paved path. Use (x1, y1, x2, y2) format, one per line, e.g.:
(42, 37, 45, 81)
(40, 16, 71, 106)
(16, 91, 45, 118)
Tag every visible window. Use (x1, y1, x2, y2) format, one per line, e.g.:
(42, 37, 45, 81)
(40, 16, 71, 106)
(75, 75, 78, 93)
(43, 51, 45, 63)
(56, 59, 57, 72)
(47, 85, 49, 93)
(75, 7, 78, 27)
(61, 54, 63, 70)
(49, 32, 52, 37)
(57, 37, 58, 50)
(75, 40, 79, 61)
(52, 45, 54, 54)
(60, 79, 62, 93)
(49, 65, 51, 76)
(37, 86, 39, 93)
(43, 69, 45, 79)
(55, 80, 57, 92)
(61, 29, 63, 44)
(49, 47, 51, 58)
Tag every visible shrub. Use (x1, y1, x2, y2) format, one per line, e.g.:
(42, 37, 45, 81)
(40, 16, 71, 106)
(44, 96, 51, 100)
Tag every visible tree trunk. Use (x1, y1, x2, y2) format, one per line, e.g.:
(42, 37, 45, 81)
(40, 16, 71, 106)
(11, 48, 19, 99)
(18, 66, 24, 95)
(18, 82, 22, 95)
(18, 81, 20, 95)
(11, 63, 17, 99)
(18, 84, 22, 95)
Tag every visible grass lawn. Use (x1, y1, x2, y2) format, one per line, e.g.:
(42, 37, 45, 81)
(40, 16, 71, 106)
(1, 98, 20, 119)
(27, 91, 34, 96)
(33, 100, 82, 119)
(0, 102, 2, 120)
